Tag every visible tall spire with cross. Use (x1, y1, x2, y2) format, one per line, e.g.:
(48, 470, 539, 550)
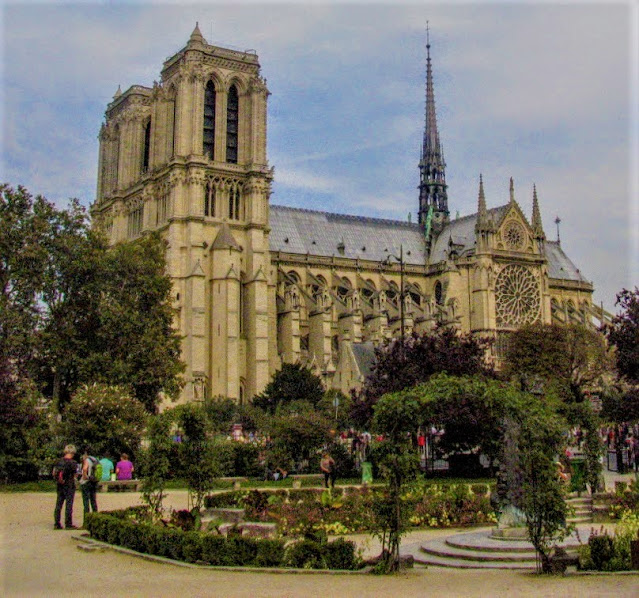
(418, 23, 448, 228)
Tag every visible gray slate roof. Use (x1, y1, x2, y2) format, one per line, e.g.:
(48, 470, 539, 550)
(545, 241, 589, 283)
(351, 342, 377, 379)
(429, 206, 509, 264)
(269, 205, 427, 265)
(269, 204, 587, 285)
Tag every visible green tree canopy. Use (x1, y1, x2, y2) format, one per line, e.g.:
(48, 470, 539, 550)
(59, 383, 148, 459)
(503, 322, 612, 402)
(1, 183, 184, 412)
(253, 363, 324, 413)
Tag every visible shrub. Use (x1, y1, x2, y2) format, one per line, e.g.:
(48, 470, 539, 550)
(285, 539, 327, 569)
(589, 533, 614, 570)
(182, 531, 203, 563)
(254, 539, 285, 567)
(324, 538, 359, 570)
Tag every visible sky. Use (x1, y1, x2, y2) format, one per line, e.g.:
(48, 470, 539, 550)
(1, 1, 637, 313)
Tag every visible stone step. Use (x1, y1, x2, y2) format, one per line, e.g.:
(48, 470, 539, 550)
(421, 538, 539, 563)
(567, 498, 592, 506)
(415, 552, 536, 570)
(445, 533, 536, 553)
(567, 517, 592, 524)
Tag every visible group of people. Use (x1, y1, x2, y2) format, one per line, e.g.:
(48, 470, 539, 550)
(600, 424, 639, 474)
(52, 445, 134, 529)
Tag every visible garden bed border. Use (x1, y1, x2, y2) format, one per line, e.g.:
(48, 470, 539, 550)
(73, 534, 373, 574)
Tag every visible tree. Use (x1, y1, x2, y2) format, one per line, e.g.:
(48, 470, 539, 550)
(56, 233, 184, 412)
(58, 383, 148, 458)
(515, 404, 570, 573)
(606, 288, 639, 384)
(504, 322, 612, 402)
(415, 373, 527, 464)
(174, 403, 220, 510)
(352, 326, 493, 427)
(139, 411, 174, 517)
(371, 390, 422, 572)
(254, 363, 324, 413)
(265, 401, 332, 472)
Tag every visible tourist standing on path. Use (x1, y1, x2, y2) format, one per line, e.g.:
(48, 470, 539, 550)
(80, 448, 99, 523)
(116, 453, 134, 480)
(52, 445, 79, 530)
(320, 452, 336, 489)
(99, 454, 114, 481)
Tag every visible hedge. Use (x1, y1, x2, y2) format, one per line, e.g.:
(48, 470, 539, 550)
(84, 511, 361, 570)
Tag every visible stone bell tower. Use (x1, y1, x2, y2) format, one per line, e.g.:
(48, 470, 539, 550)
(92, 24, 273, 405)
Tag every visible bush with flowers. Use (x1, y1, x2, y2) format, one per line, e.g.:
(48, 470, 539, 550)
(203, 482, 497, 538)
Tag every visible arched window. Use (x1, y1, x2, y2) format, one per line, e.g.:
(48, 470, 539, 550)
(204, 180, 215, 217)
(167, 85, 177, 158)
(203, 81, 216, 160)
(142, 119, 151, 173)
(435, 281, 443, 305)
(229, 187, 240, 220)
(226, 85, 238, 163)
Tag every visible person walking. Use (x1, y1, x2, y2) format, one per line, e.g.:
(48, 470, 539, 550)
(80, 448, 99, 524)
(52, 445, 79, 530)
(320, 452, 336, 489)
(116, 453, 134, 480)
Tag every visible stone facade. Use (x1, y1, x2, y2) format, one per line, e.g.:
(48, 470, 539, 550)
(91, 26, 597, 406)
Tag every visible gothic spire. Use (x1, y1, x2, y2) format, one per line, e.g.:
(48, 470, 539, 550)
(418, 24, 448, 227)
(188, 22, 207, 47)
(531, 184, 545, 239)
(509, 177, 515, 204)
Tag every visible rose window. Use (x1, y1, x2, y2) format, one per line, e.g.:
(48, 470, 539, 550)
(503, 220, 525, 250)
(495, 264, 541, 328)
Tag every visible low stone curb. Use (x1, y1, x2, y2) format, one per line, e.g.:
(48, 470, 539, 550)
(72, 534, 373, 575)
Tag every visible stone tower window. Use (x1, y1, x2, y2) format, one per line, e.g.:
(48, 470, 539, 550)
(142, 119, 151, 173)
(204, 180, 216, 217)
(229, 187, 240, 220)
(226, 85, 239, 163)
(435, 280, 443, 305)
(203, 81, 216, 160)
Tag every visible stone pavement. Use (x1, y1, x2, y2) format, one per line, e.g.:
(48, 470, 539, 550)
(2, 490, 638, 597)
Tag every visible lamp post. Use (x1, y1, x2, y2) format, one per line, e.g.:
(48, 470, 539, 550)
(385, 244, 406, 344)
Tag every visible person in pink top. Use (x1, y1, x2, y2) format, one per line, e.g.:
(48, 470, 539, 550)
(115, 453, 134, 480)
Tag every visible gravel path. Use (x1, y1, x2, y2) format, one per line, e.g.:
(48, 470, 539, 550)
(1, 490, 637, 597)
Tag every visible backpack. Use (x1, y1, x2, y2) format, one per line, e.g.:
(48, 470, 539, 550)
(88, 456, 102, 483)
(53, 459, 72, 485)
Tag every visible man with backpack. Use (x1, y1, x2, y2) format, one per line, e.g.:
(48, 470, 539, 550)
(80, 447, 100, 524)
(52, 444, 79, 530)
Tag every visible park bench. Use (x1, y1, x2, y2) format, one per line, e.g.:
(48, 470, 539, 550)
(97, 479, 142, 492)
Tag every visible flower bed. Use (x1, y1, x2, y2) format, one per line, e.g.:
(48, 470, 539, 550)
(577, 511, 639, 571)
(204, 483, 497, 536)
(84, 509, 362, 570)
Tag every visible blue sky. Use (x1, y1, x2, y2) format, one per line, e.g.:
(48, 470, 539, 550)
(1, 1, 637, 312)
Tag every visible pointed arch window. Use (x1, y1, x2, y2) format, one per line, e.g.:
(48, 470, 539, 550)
(226, 84, 238, 164)
(203, 81, 216, 160)
(204, 180, 216, 217)
(228, 187, 241, 220)
(142, 119, 151, 173)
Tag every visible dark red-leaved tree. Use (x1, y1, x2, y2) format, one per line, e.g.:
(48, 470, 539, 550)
(606, 288, 639, 384)
(350, 326, 493, 428)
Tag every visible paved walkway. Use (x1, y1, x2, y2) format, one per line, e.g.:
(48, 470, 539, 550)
(2, 490, 637, 597)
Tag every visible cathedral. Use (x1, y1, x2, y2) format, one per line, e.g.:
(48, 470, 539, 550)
(91, 25, 597, 406)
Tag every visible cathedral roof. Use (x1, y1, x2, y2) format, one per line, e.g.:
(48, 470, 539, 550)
(351, 342, 376, 379)
(270, 204, 588, 285)
(269, 205, 427, 265)
(429, 206, 509, 263)
(545, 241, 589, 283)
